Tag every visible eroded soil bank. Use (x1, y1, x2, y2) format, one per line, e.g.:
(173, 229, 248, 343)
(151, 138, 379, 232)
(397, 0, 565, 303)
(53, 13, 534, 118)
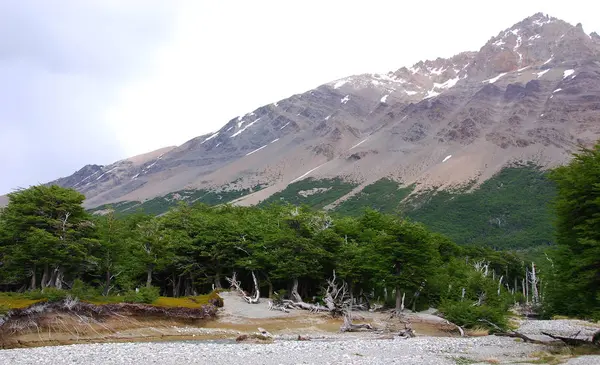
(0, 292, 457, 348)
(2, 292, 600, 364)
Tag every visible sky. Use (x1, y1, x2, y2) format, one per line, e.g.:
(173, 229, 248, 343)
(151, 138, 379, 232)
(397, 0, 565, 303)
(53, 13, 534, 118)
(1, 0, 599, 194)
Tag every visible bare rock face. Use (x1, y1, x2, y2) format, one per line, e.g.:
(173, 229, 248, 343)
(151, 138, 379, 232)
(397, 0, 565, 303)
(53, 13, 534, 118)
(25, 13, 600, 209)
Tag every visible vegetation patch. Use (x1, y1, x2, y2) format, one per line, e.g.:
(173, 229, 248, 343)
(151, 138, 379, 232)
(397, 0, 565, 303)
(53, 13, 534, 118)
(90, 186, 264, 216)
(402, 165, 556, 249)
(334, 178, 414, 216)
(260, 178, 357, 209)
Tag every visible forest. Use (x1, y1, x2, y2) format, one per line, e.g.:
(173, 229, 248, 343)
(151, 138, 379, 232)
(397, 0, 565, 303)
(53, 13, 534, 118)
(0, 143, 599, 329)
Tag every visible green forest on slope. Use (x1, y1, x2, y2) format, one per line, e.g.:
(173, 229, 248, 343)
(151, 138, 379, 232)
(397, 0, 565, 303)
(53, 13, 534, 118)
(334, 165, 556, 250)
(89, 165, 556, 251)
(1, 144, 599, 325)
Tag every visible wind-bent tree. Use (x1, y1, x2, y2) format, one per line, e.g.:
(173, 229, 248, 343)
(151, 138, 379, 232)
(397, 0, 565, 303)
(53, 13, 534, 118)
(545, 143, 600, 319)
(0, 185, 95, 289)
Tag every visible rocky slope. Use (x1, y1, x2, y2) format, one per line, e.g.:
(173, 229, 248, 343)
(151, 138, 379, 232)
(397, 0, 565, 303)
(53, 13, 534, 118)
(15, 13, 600, 213)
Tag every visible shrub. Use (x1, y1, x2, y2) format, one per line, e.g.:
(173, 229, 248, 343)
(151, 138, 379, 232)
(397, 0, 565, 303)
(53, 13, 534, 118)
(28, 288, 68, 302)
(207, 290, 224, 307)
(70, 279, 102, 300)
(123, 286, 160, 304)
(439, 300, 508, 331)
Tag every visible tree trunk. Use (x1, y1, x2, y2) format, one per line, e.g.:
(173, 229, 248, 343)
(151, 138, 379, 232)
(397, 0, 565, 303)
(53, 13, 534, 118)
(54, 267, 64, 289)
(41, 264, 49, 289)
(291, 278, 302, 303)
(30, 264, 37, 290)
(267, 280, 273, 299)
(48, 266, 59, 288)
(395, 286, 403, 311)
(175, 275, 182, 297)
(103, 270, 112, 296)
(214, 270, 222, 289)
(146, 265, 153, 288)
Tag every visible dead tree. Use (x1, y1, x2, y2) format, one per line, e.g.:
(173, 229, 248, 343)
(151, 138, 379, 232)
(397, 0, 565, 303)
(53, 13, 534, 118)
(397, 322, 416, 339)
(226, 271, 260, 304)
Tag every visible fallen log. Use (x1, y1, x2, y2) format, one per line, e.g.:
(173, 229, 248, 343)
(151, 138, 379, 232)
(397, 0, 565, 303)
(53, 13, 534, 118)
(397, 322, 416, 339)
(494, 331, 547, 344)
(541, 331, 600, 347)
(340, 313, 374, 332)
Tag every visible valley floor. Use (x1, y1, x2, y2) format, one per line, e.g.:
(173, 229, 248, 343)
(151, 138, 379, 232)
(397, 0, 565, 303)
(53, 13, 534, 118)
(1, 292, 599, 364)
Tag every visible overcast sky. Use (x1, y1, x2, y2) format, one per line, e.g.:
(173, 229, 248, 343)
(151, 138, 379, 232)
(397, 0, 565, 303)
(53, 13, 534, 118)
(1, 0, 599, 194)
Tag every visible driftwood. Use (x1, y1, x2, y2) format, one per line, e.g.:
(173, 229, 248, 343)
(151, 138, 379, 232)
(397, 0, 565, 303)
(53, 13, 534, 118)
(340, 312, 374, 332)
(480, 319, 600, 347)
(542, 331, 600, 347)
(397, 322, 416, 339)
(226, 271, 260, 304)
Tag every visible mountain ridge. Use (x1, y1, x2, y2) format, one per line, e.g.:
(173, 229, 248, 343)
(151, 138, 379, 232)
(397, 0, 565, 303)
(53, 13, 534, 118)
(4, 13, 600, 216)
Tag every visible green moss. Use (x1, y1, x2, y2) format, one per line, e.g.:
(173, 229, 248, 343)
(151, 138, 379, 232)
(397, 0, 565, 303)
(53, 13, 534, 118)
(259, 178, 358, 209)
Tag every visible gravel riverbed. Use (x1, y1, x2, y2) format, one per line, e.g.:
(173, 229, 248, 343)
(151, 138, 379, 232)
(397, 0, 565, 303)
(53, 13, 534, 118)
(0, 336, 547, 365)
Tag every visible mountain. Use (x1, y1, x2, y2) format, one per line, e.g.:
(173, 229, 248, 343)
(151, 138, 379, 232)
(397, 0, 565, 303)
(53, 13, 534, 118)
(7, 13, 600, 247)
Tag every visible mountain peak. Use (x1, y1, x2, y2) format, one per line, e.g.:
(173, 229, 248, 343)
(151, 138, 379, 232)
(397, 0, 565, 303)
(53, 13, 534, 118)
(22, 13, 600, 212)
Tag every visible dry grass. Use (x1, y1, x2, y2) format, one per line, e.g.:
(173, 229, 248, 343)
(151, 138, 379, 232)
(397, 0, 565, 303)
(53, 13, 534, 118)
(465, 326, 489, 337)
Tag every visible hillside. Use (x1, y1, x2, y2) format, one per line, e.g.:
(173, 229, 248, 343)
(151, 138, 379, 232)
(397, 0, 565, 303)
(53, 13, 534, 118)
(6, 13, 600, 248)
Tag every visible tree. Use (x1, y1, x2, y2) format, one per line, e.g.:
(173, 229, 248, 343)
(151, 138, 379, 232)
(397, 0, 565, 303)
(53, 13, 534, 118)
(94, 210, 132, 295)
(0, 185, 95, 289)
(359, 210, 440, 312)
(545, 143, 600, 318)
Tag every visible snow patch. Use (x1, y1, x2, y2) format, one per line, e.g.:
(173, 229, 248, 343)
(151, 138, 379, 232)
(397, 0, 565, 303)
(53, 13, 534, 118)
(96, 167, 118, 181)
(529, 34, 541, 41)
(533, 17, 553, 27)
(333, 79, 348, 89)
(543, 56, 553, 65)
(226, 126, 233, 132)
(434, 77, 459, 90)
(429, 67, 446, 75)
(280, 122, 290, 130)
(563, 69, 575, 78)
(442, 155, 452, 163)
(380, 94, 389, 103)
(325, 115, 331, 120)
(341, 95, 350, 104)
(517, 66, 530, 72)
(290, 164, 325, 183)
(350, 138, 368, 150)
(483, 72, 507, 84)
(423, 89, 439, 99)
(231, 118, 261, 137)
(553, 88, 562, 93)
(201, 132, 219, 144)
(131, 173, 140, 180)
(270, 138, 279, 144)
(536, 69, 550, 78)
(80, 170, 101, 183)
(493, 39, 506, 47)
(405, 90, 418, 96)
(246, 145, 268, 156)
